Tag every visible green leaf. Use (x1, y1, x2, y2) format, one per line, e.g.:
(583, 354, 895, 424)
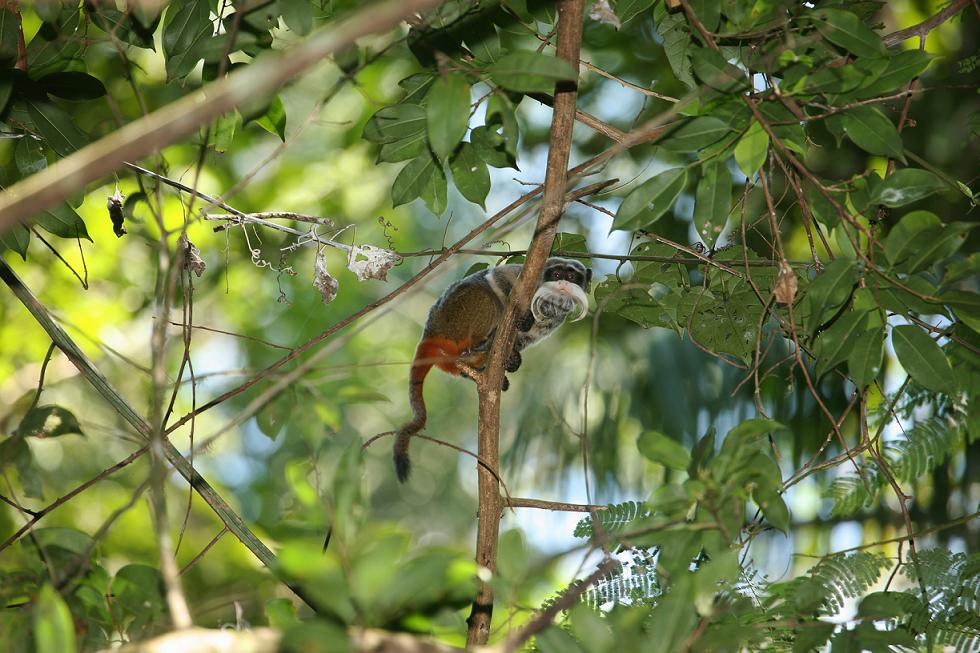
(255, 96, 287, 141)
(869, 168, 945, 207)
(0, 72, 12, 113)
(486, 51, 578, 93)
(900, 223, 973, 274)
(612, 168, 688, 232)
(754, 486, 790, 533)
(793, 622, 835, 652)
(848, 326, 884, 388)
(0, 225, 31, 259)
(852, 50, 933, 99)
(15, 405, 84, 438)
(805, 184, 843, 228)
(692, 47, 747, 91)
(36, 202, 91, 241)
(734, 119, 769, 177)
(426, 74, 471, 161)
(392, 154, 438, 208)
(419, 160, 448, 216)
(536, 626, 587, 653)
(693, 160, 732, 245)
(637, 430, 691, 470)
(470, 125, 515, 169)
(378, 131, 427, 163)
(689, 0, 720, 32)
(804, 257, 857, 331)
(891, 325, 954, 393)
(657, 9, 695, 88)
(811, 8, 885, 58)
(280, 0, 313, 36)
(15, 137, 48, 176)
(617, 0, 656, 24)
(25, 99, 90, 156)
(883, 210, 940, 267)
(814, 309, 870, 379)
(38, 71, 107, 101)
(110, 564, 166, 637)
(449, 142, 490, 208)
(661, 117, 731, 152)
(1, 9, 21, 66)
(33, 584, 77, 653)
(466, 27, 500, 64)
(398, 73, 435, 104)
(162, 0, 212, 79)
(25, 8, 82, 78)
(211, 111, 239, 153)
(486, 93, 519, 158)
(841, 106, 904, 161)
(363, 104, 426, 144)
(265, 598, 299, 630)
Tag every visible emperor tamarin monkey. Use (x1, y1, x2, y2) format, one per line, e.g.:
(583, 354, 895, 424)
(393, 257, 592, 482)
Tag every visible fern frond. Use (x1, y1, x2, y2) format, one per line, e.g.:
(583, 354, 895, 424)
(825, 464, 882, 517)
(573, 501, 651, 539)
(887, 415, 964, 483)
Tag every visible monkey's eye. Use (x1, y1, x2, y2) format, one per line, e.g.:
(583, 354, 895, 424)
(547, 268, 562, 281)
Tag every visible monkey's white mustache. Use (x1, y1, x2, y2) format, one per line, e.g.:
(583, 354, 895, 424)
(531, 281, 590, 323)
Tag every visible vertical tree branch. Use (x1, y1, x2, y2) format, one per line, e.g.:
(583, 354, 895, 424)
(465, 0, 585, 646)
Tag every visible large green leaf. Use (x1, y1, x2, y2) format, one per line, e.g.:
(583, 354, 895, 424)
(637, 430, 691, 470)
(25, 7, 82, 78)
(693, 160, 732, 246)
(841, 106, 904, 161)
(363, 104, 426, 144)
(851, 50, 933, 99)
(691, 47, 747, 91)
(661, 117, 731, 152)
(804, 257, 857, 332)
(811, 8, 885, 58)
(869, 169, 945, 207)
(848, 326, 884, 388)
(891, 325, 954, 393)
(449, 142, 490, 208)
(25, 99, 90, 156)
(392, 153, 444, 212)
(734, 119, 769, 177)
(280, 0, 313, 35)
(883, 210, 940, 267)
(486, 51, 577, 94)
(36, 202, 91, 241)
(426, 74, 471, 161)
(814, 309, 870, 379)
(34, 584, 77, 653)
(162, 0, 212, 79)
(612, 168, 688, 232)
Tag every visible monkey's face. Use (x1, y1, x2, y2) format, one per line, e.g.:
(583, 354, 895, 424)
(532, 258, 592, 323)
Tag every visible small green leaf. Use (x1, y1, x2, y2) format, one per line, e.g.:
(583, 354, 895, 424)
(869, 168, 945, 207)
(470, 125, 515, 169)
(891, 325, 954, 393)
(734, 119, 769, 177)
(811, 8, 885, 58)
(661, 116, 731, 152)
(657, 9, 695, 88)
(16, 405, 84, 438)
(378, 131, 427, 163)
(693, 160, 732, 245)
(0, 225, 31, 259)
(637, 430, 691, 470)
(211, 111, 239, 153)
(853, 50, 933, 99)
(255, 96, 287, 141)
(419, 159, 448, 216)
(391, 153, 438, 208)
(848, 326, 884, 388)
(900, 223, 973, 274)
(38, 71, 107, 101)
(612, 168, 687, 232)
(841, 106, 904, 161)
(0, 9, 18, 66)
(486, 93, 519, 158)
(25, 99, 90, 156)
(449, 142, 490, 208)
(486, 51, 578, 94)
(363, 104, 426, 144)
(36, 202, 91, 241)
(426, 74, 471, 161)
(265, 598, 299, 630)
(34, 584, 77, 653)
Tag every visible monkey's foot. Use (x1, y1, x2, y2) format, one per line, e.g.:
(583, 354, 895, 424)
(502, 376, 510, 392)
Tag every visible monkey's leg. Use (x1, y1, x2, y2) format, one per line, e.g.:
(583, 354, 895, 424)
(516, 310, 535, 332)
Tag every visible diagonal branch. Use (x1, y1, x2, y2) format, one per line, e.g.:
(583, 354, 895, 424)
(0, 258, 323, 613)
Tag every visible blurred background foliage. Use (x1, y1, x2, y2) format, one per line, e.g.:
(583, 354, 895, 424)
(0, 0, 978, 651)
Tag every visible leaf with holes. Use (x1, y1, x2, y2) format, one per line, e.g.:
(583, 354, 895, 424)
(891, 325, 954, 394)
